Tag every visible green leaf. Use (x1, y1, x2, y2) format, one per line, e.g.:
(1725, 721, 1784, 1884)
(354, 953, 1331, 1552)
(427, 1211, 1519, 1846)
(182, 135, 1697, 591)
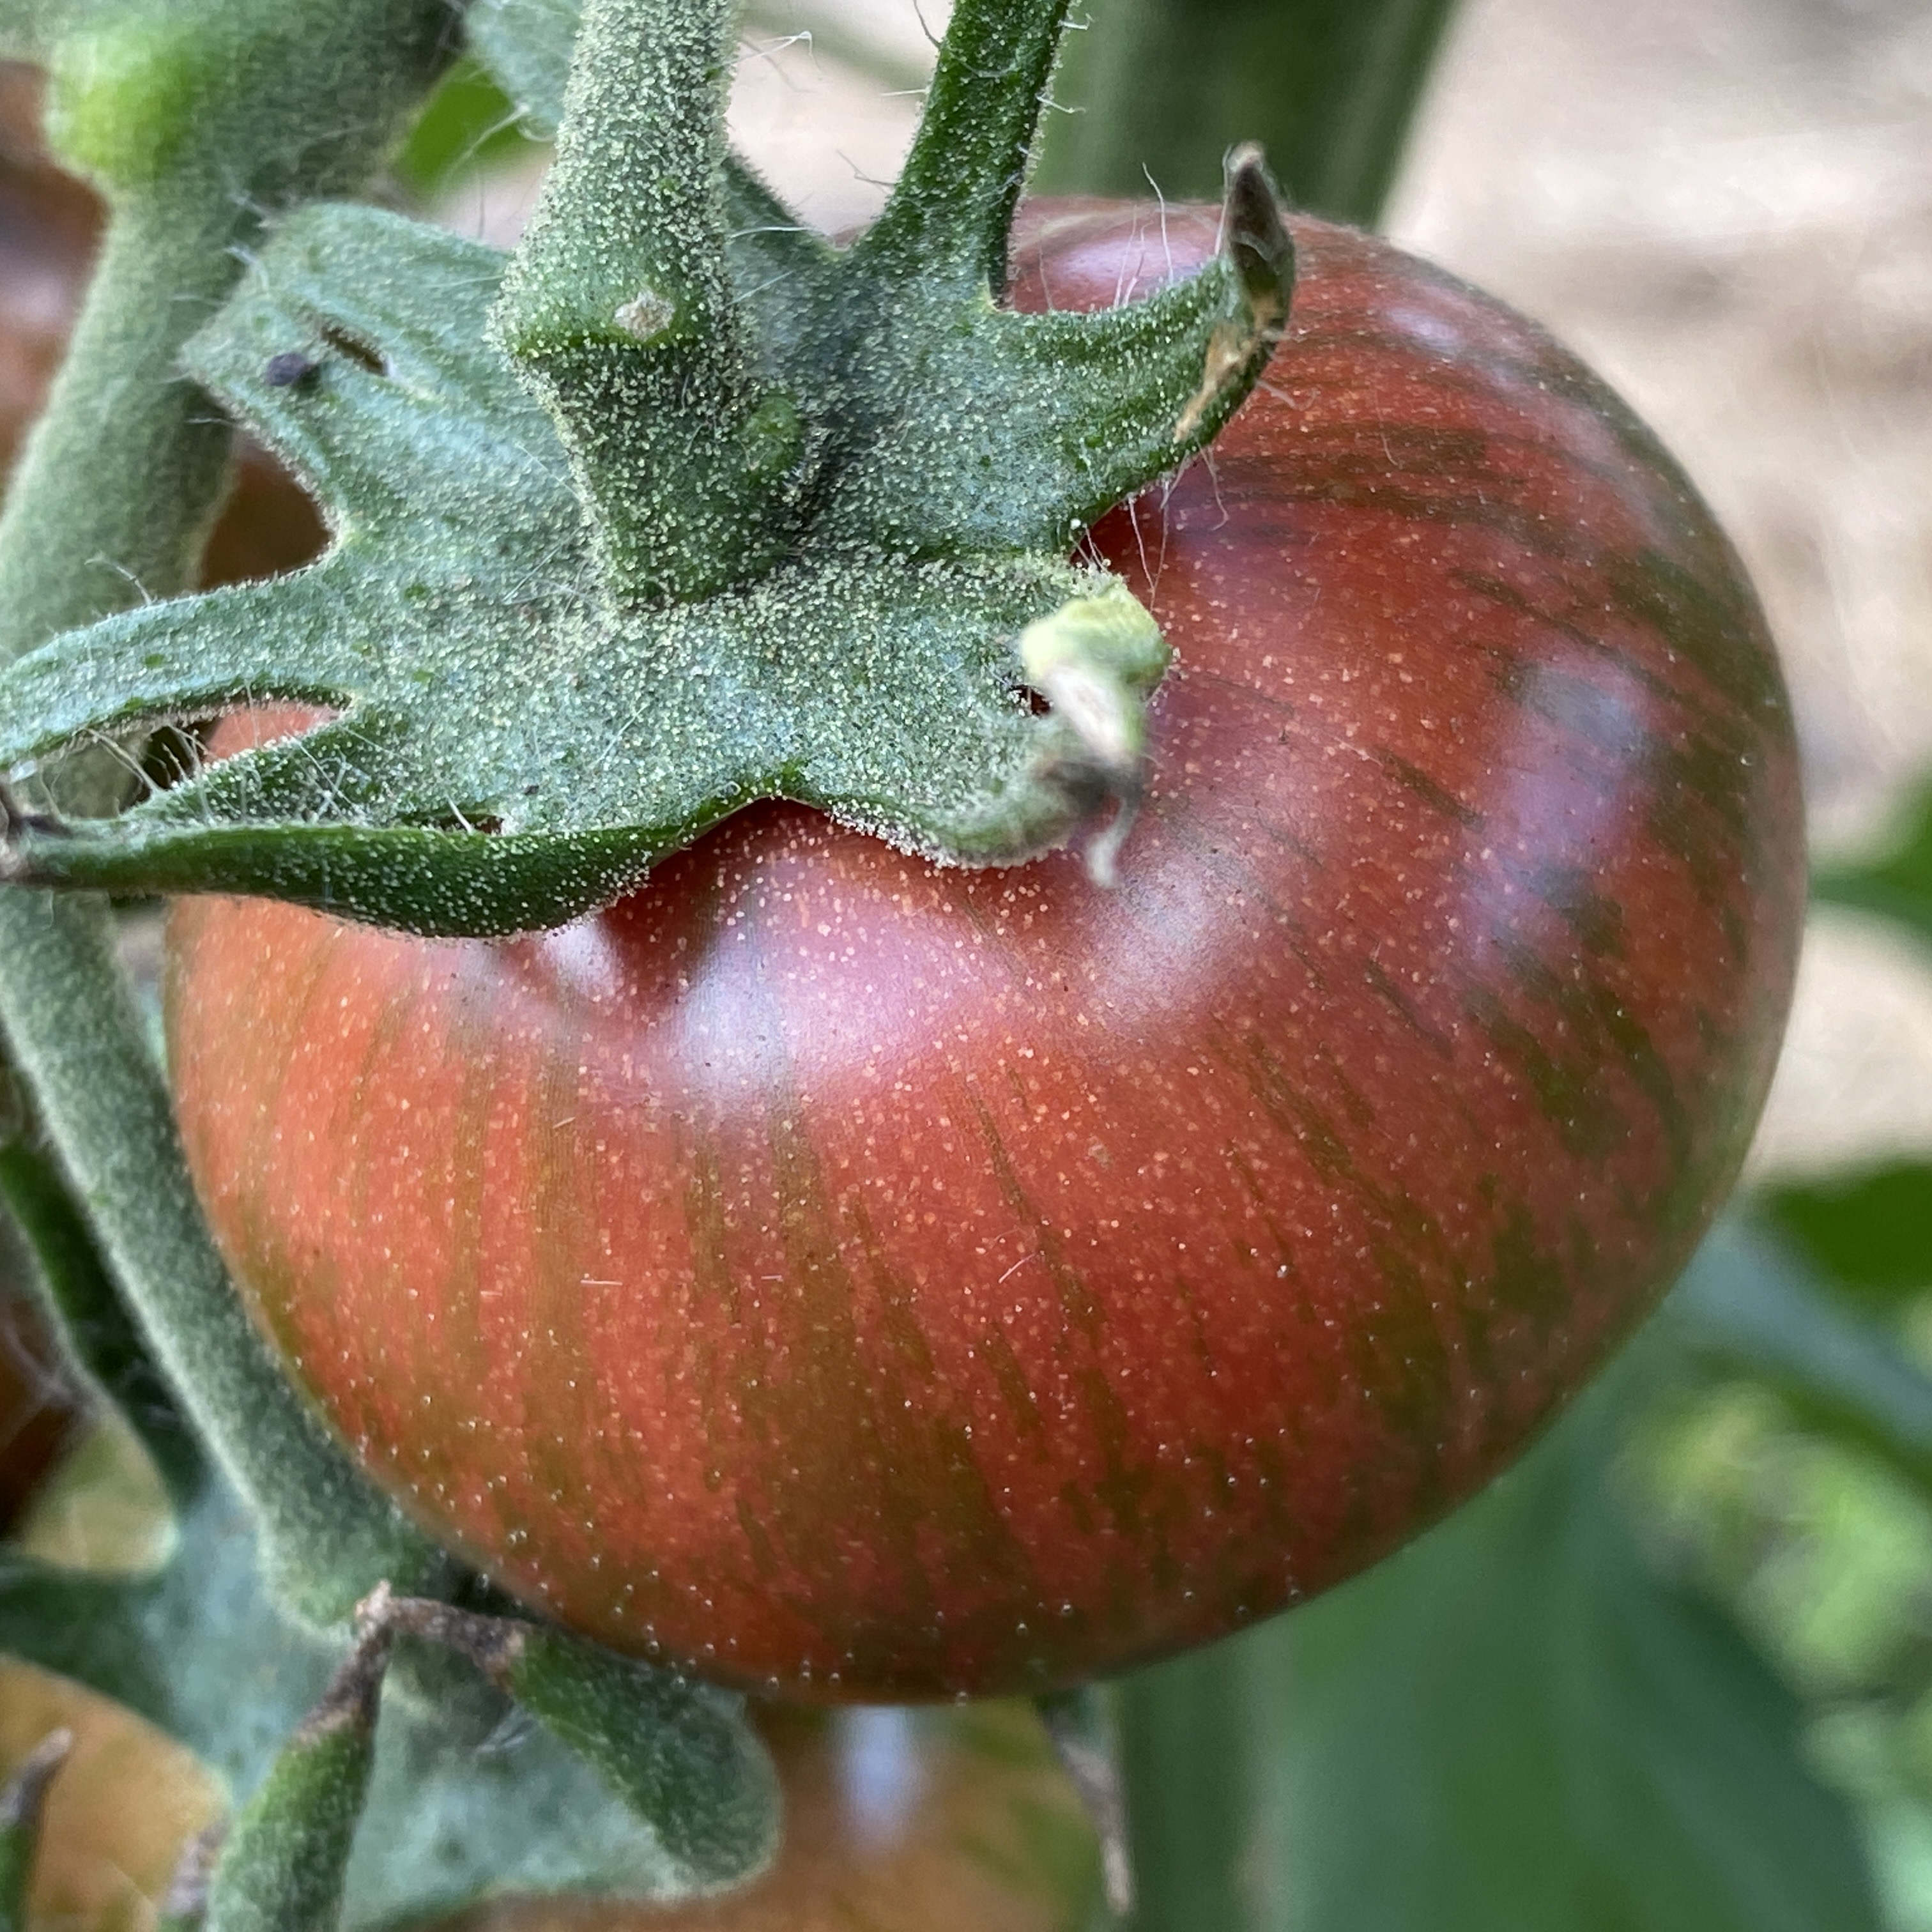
(0, 0, 1292, 936)
(1672, 1222, 1932, 1496)
(1116, 1353, 1883, 1932)
(394, 57, 535, 199)
(1815, 781, 1932, 948)
(1761, 1162, 1932, 1307)
(467, 0, 580, 139)
(495, 1624, 781, 1894)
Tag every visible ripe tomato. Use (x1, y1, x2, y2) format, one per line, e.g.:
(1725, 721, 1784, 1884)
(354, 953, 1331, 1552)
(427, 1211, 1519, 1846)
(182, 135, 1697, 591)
(164, 204, 1805, 1701)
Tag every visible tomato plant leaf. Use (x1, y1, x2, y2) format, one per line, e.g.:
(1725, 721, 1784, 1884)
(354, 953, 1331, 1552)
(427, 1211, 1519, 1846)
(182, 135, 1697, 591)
(1814, 782, 1932, 948)
(0, 0, 1292, 936)
(1116, 1340, 1883, 1932)
(493, 1624, 783, 1890)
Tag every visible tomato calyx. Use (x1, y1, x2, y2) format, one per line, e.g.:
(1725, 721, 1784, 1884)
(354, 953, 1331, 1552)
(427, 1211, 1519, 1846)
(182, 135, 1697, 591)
(0, 0, 1292, 937)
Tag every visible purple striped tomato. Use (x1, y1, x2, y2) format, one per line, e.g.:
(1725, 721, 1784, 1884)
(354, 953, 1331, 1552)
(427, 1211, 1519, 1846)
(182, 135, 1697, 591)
(164, 206, 1805, 1701)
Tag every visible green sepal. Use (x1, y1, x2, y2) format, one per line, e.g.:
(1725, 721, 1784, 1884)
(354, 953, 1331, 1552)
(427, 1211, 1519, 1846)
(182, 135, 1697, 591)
(0, 1468, 783, 1922)
(1038, 1685, 1133, 1917)
(0, 1729, 70, 1932)
(202, 1615, 392, 1932)
(376, 1599, 782, 1896)
(0, 0, 1292, 937)
(466, 0, 828, 354)
(500, 1626, 781, 1894)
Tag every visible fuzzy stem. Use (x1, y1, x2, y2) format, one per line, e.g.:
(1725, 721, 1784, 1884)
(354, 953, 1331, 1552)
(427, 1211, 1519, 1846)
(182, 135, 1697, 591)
(857, 0, 1073, 290)
(0, 1120, 205, 1508)
(494, 0, 806, 601)
(0, 1, 463, 1625)
(0, 899, 447, 1620)
(1114, 1640, 1282, 1932)
(0, 194, 241, 673)
(1038, 1687, 1133, 1917)
(0, 175, 426, 1606)
(1035, 0, 1457, 227)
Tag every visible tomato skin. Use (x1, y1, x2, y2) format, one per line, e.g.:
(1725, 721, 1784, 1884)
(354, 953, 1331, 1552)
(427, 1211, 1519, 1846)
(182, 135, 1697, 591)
(165, 206, 1804, 1701)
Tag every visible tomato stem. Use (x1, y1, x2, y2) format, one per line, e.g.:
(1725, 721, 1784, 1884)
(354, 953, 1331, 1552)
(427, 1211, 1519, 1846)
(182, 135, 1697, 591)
(1037, 0, 1458, 228)
(0, 0, 468, 1627)
(493, 0, 807, 602)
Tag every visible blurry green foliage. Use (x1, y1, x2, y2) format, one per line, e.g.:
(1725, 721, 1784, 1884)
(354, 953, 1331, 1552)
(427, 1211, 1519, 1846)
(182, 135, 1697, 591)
(1764, 1164, 1932, 1309)
(394, 56, 537, 199)
(1117, 1335, 1885, 1931)
(1817, 786, 1932, 948)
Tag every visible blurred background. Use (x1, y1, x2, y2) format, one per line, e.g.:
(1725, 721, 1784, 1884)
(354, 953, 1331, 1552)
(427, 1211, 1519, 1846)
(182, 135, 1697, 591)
(4, 0, 1932, 1925)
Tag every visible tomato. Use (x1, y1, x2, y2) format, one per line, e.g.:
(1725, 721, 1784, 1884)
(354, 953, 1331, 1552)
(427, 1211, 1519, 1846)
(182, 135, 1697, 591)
(163, 204, 1805, 1701)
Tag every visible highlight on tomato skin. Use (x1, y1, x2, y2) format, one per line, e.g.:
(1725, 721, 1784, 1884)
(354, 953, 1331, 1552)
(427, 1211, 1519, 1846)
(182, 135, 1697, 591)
(162, 203, 1807, 1703)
